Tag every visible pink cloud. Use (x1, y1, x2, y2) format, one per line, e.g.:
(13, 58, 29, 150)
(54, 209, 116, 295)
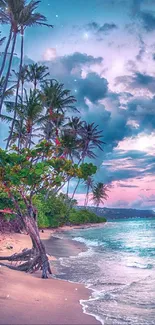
(74, 175, 155, 209)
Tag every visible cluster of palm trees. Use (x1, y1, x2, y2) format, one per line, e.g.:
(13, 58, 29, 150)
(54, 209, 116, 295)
(0, 0, 53, 113)
(0, 0, 109, 208)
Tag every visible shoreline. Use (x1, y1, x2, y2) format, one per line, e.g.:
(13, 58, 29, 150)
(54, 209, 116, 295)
(0, 226, 103, 325)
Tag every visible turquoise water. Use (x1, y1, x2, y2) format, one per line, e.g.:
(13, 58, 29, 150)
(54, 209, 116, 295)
(56, 218, 155, 324)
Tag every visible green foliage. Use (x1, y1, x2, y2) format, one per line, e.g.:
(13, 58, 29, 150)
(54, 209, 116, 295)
(33, 195, 106, 228)
(69, 209, 106, 225)
(92, 182, 109, 208)
(33, 194, 68, 228)
(0, 190, 13, 210)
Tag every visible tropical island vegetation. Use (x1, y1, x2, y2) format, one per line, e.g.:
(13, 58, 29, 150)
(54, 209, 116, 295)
(0, 0, 108, 278)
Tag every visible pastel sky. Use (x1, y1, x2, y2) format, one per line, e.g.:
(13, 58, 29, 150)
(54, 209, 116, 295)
(1, 0, 155, 209)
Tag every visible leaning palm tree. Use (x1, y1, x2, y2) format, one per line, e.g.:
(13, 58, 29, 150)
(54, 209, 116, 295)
(84, 176, 94, 207)
(0, 0, 53, 113)
(27, 63, 49, 89)
(91, 182, 109, 211)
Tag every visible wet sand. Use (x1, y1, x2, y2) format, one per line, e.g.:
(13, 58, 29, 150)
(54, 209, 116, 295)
(0, 230, 100, 325)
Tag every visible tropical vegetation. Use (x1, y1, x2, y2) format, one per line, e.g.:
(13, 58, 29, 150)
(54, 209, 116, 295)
(0, 0, 109, 278)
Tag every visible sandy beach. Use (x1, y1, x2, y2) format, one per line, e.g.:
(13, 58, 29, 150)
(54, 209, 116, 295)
(0, 229, 100, 325)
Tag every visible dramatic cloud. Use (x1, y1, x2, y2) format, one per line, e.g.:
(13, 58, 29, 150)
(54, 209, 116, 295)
(86, 22, 118, 35)
(1, 0, 155, 209)
(127, 96, 155, 131)
(130, 72, 155, 93)
(141, 11, 155, 32)
(116, 72, 155, 94)
(44, 52, 103, 77)
(76, 72, 108, 103)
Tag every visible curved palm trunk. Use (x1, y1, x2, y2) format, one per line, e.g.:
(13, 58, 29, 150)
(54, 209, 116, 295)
(6, 29, 24, 149)
(71, 178, 80, 200)
(66, 179, 70, 196)
(0, 32, 17, 114)
(0, 28, 13, 78)
(72, 156, 85, 201)
(84, 185, 89, 207)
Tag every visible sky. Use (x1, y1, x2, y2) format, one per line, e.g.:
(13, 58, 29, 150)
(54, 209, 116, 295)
(1, 0, 155, 209)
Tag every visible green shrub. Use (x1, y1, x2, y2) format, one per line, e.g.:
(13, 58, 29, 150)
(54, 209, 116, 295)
(0, 190, 106, 229)
(33, 194, 68, 228)
(69, 209, 106, 225)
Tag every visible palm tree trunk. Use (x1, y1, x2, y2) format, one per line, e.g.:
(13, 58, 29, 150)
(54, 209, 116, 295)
(71, 179, 80, 200)
(34, 79, 37, 90)
(0, 27, 13, 78)
(66, 179, 70, 196)
(84, 186, 89, 207)
(28, 128, 33, 148)
(18, 81, 24, 150)
(0, 32, 17, 114)
(6, 29, 24, 149)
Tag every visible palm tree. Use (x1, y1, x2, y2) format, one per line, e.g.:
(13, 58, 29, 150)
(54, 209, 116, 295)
(12, 65, 28, 100)
(91, 182, 109, 211)
(27, 63, 49, 89)
(64, 116, 84, 137)
(39, 113, 65, 143)
(84, 176, 94, 207)
(61, 117, 84, 196)
(0, 2, 13, 78)
(41, 79, 78, 146)
(0, 76, 15, 99)
(5, 121, 28, 148)
(0, 0, 53, 113)
(41, 79, 78, 115)
(2, 89, 46, 149)
(80, 122, 105, 162)
(20, 89, 45, 148)
(71, 122, 105, 201)
(60, 130, 80, 161)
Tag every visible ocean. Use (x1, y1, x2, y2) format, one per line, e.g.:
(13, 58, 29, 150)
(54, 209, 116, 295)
(54, 218, 155, 325)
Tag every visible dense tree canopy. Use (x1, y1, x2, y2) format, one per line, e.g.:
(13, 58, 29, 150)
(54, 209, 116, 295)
(0, 0, 109, 278)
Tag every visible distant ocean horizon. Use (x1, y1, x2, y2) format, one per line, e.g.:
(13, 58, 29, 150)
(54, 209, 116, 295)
(55, 218, 155, 325)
